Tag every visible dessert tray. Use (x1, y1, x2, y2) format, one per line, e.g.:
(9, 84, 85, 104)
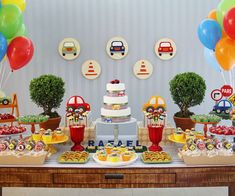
(0, 125, 27, 137)
(0, 139, 48, 165)
(168, 134, 186, 144)
(141, 151, 172, 164)
(93, 153, 138, 167)
(178, 149, 235, 165)
(0, 151, 48, 165)
(178, 137, 234, 165)
(58, 151, 89, 164)
(43, 135, 68, 145)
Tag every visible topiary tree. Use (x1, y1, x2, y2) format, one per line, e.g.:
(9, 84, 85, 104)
(169, 72, 206, 118)
(29, 74, 65, 118)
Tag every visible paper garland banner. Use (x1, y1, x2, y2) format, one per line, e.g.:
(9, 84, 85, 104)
(155, 38, 176, 60)
(81, 60, 101, 80)
(133, 59, 153, 80)
(106, 36, 128, 60)
(58, 38, 80, 60)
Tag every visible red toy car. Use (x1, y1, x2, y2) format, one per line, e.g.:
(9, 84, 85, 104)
(158, 42, 173, 56)
(66, 96, 90, 114)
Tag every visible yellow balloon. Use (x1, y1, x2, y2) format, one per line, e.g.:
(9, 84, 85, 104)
(2, 0, 26, 12)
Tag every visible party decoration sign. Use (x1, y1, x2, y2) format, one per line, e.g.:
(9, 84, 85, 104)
(58, 38, 80, 60)
(211, 89, 223, 101)
(106, 36, 128, 60)
(229, 94, 235, 106)
(81, 60, 101, 80)
(155, 38, 177, 60)
(133, 59, 153, 80)
(221, 85, 233, 97)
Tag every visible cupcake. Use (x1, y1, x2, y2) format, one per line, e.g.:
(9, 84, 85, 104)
(107, 153, 120, 162)
(111, 147, 121, 154)
(42, 130, 52, 142)
(173, 130, 184, 141)
(32, 130, 41, 141)
(118, 144, 127, 153)
(185, 133, 196, 140)
(105, 143, 113, 154)
(97, 151, 107, 161)
(122, 152, 132, 161)
(55, 128, 64, 140)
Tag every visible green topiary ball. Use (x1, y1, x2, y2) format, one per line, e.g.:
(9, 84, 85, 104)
(29, 74, 65, 118)
(169, 72, 206, 117)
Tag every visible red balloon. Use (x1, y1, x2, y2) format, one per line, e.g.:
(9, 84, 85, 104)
(7, 36, 34, 70)
(224, 7, 235, 40)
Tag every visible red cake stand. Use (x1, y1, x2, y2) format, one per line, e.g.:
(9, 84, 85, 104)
(148, 124, 164, 152)
(69, 124, 85, 151)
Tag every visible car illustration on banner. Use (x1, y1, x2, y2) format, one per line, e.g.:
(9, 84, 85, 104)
(110, 41, 125, 56)
(158, 42, 173, 56)
(62, 41, 77, 56)
(155, 38, 176, 60)
(106, 36, 128, 60)
(58, 38, 80, 60)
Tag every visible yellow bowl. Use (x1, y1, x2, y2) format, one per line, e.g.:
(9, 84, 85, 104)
(32, 134, 41, 141)
(173, 133, 184, 141)
(42, 135, 52, 142)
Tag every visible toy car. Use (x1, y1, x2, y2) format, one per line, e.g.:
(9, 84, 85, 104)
(158, 42, 173, 56)
(0, 96, 11, 105)
(62, 42, 77, 56)
(213, 99, 233, 114)
(110, 41, 125, 56)
(143, 96, 167, 113)
(66, 96, 90, 114)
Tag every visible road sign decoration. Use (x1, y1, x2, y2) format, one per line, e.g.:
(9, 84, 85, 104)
(133, 59, 153, 80)
(81, 60, 101, 80)
(211, 89, 223, 101)
(229, 94, 235, 106)
(221, 85, 233, 97)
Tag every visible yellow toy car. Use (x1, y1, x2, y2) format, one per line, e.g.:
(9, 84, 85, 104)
(143, 96, 167, 112)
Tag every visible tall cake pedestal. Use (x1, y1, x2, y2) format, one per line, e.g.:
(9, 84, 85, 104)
(96, 118, 137, 146)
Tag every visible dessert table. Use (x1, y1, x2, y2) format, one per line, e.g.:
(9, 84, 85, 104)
(0, 145, 235, 196)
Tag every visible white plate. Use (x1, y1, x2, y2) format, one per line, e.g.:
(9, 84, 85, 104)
(93, 153, 138, 167)
(209, 132, 235, 142)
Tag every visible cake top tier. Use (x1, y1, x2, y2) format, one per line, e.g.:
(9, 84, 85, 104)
(106, 79, 125, 92)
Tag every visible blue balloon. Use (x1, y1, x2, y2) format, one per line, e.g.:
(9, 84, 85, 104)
(198, 19, 222, 50)
(0, 33, 7, 62)
(204, 47, 221, 72)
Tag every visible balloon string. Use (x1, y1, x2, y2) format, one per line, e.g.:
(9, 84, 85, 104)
(0, 60, 6, 89)
(229, 71, 232, 87)
(2, 70, 12, 89)
(232, 68, 235, 90)
(221, 71, 227, 85)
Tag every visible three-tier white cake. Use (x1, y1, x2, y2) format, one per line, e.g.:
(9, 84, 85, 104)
(101, 80, 131, 123)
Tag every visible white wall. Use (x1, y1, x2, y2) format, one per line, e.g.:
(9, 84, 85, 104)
(3, 0, 225, 126)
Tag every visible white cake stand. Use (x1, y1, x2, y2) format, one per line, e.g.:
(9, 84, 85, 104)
(95, 118, 137, 146)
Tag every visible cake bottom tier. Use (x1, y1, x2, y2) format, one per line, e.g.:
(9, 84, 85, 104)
(101, 115, 131, 123)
